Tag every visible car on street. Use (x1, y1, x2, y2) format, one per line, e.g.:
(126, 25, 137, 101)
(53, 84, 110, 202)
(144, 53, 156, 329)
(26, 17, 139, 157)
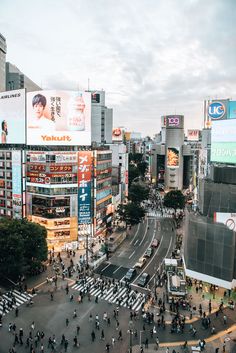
(124, 268, 137, 282)
(144, 247, 153, 258)
(137, 272, 150, 287)
(135, 256, 146, 268)
(151, 239, 160, 248)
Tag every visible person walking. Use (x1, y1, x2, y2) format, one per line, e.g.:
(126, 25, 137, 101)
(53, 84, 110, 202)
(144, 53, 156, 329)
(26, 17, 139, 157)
(101, 329, 105, 340)
(223, 315, 227, 325)
(91, 330, 96, 342)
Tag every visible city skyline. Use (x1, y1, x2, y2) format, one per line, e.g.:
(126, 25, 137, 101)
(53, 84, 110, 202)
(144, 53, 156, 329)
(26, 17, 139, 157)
(1, 0, 236, 136)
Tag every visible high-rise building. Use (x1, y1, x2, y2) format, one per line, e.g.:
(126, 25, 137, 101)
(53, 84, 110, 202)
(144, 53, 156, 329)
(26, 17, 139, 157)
(90, 91, 113, 144)
(5, 62, 41, 92)
(0, 34, 7, 92)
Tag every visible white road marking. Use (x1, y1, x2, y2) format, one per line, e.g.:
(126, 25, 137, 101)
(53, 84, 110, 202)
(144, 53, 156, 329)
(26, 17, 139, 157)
(134, 239, 139, 246)
(101, 263, 110, 272)
(129, 251, 136, 259)
(136, 235, 164, 283)
(113, 265, 122, 274)
(139, 220, 148, 246)
(130, 223, 141, 244)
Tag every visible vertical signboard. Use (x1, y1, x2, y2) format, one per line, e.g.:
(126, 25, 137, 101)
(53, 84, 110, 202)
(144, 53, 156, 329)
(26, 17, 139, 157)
(78, 151, 92, 224)
(167, 147, 179, 168)
(12, 150, 22, 219)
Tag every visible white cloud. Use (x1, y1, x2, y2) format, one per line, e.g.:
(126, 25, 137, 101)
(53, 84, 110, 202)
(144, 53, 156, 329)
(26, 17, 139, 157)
(1, 0, 236, 136)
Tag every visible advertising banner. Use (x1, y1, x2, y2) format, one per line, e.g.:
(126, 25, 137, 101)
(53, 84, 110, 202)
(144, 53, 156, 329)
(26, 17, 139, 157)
(12, 150, 22, 219)
(27, 90, 91, 146)
(228, 101, 236, 119)
(214, 212, 236, 231)
(167, 147, 179, 168)
(78, 151, 92, 224)
(211, 120, 236, 163)
(0, 89, 25, 144)
(166, 115, 184, 129)
(27, 152, 46, 163)
(112, 127, 123, 142)
(207, 100, 228, 120)
(187, 129, 200, 141)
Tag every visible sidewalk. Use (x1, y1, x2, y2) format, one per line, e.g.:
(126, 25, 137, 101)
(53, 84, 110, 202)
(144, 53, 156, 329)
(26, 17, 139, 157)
(132, 325, 236, 353)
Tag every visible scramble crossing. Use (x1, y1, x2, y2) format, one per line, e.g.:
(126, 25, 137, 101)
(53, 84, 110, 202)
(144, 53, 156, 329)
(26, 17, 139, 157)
(72, 276, 146, 311)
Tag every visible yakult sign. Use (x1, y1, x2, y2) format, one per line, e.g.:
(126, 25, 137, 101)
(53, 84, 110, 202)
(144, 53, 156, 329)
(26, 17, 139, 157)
(166, 115, 183, 129)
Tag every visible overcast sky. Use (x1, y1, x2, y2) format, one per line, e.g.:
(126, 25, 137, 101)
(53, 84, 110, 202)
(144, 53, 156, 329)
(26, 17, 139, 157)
(1, 0, 236, 136)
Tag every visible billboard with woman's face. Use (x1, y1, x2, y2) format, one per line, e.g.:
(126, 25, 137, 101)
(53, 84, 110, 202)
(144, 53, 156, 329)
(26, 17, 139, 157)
(0, 89, 25, 144)
(27, 90, 91, 146)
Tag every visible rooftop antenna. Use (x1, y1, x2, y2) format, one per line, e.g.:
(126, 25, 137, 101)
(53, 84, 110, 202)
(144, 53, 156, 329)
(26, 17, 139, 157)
(88, 78, 90, 91)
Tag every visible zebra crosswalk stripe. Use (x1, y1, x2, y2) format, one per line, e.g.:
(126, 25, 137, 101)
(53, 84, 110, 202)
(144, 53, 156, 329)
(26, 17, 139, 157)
(0, 291, 36, 316)
(72, 277, 146, 311)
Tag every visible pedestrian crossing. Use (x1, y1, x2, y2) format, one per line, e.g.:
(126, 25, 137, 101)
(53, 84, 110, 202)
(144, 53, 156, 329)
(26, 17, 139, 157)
(72, 277, 146, 312)
(0, 290, 35, 316)
(147, 211, 173, 218)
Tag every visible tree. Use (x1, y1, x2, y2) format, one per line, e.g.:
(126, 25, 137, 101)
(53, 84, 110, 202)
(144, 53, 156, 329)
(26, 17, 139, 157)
(163, 190, 185, 211)
(117, 203, 145, 225)
(128, 164, 140, 185)
(0, 220, 24, 281)
(21, 220, 48, 274)
(129, 153, 143, 164)
(128, 184, 149, 204)
(0, 218, 48, 281)
(137, 161, 148, 177)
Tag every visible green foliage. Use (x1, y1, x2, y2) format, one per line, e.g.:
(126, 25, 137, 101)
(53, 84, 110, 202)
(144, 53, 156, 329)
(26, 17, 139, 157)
(128, 164, 140, 185)
(137, 161, 148, 176)
(128, 184, 149, 204)
(163, 190, 185, 210)
(129, 153, 143, 164)
(117, 203, 145, 225)
(0, 218, 48, 281)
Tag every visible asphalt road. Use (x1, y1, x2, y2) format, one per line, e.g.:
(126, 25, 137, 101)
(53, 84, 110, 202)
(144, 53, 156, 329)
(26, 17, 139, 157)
(95, 216, 176, 292)
(1, 282, 235, 353)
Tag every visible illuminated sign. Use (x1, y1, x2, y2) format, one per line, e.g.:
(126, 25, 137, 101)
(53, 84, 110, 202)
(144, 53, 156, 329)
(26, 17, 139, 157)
(78, 151, 92, 224)
(112, 127, 123, 142)
(0, 89, 25, 144)
(27, 90, 91, 146)
(166, 115, 183, 128)
(167, 147, 179, 168)
(12, 150, 22, 219)
(211, 120, 236, 164)
(187, 129, 200, 141)
(208, 101, 226, 120)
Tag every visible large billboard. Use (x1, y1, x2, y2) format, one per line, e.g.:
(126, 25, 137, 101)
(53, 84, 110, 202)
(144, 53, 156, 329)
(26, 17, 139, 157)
(214, 212, 236, 232)
(211, 120, 236, 164)
(112, 127, 123, 142)
(27, 90, 91, 146)
(228, 101, 236, 119)
(78, 151, 92, 224)
(167, 147, 179, 168)
(0, 89, 25, 144)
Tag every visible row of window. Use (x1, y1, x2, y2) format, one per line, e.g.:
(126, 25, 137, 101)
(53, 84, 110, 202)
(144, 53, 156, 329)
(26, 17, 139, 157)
(0, 208, 12, 217)
(0, 152, 12, 159)
(0, 171, 12, 178)
(0, 161, 12, 168)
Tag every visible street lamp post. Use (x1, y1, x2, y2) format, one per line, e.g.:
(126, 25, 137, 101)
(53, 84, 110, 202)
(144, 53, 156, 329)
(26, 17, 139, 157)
(128, 320, 134, 353)
(139, 330, 143, 349)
